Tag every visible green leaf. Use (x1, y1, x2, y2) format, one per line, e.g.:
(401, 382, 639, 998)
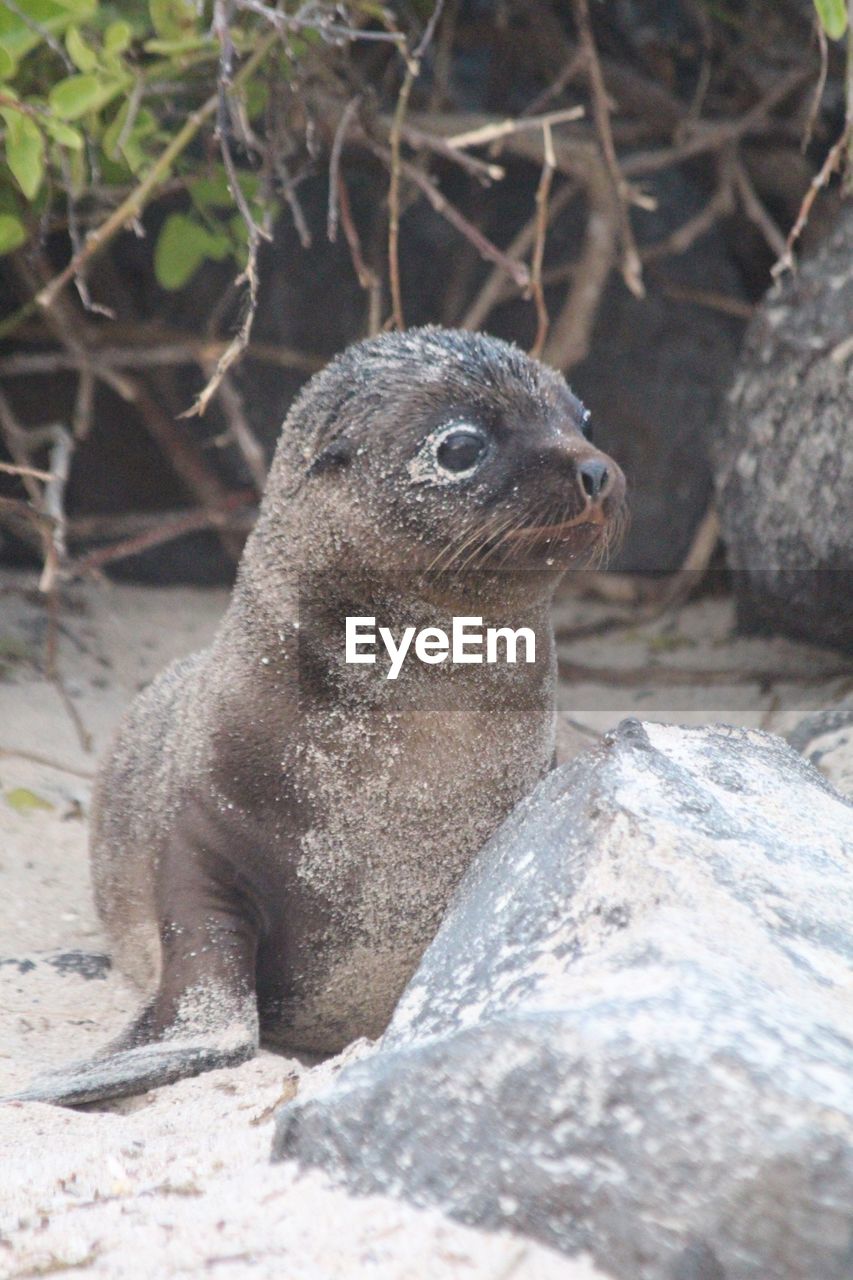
(154, 212, 231, 290)
(5, 787, 54, 814)
(119, 115, 159, 172)
(42, 116, 84, 148)
(104, 20, 132, 54)
(102, 95, 130, 159)
(190, 169, 233, 209)
(66, 24, 97, 71)
(0, 0, 97, 63)
(52, 0, 98, 13)
(143, 34, 215, 54)
(0, 212, 26, 254)
(813, 0, 848, 38)
(0, 45, 14, 79)
(190, 167, 261, 210)
(103, 99, 157, 170)
(48, 72, 128, 120)
(149, 0, 198, 40)
(3, 112, 45, 199)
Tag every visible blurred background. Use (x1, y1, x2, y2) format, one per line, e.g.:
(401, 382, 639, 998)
(0, 0, 850, 645)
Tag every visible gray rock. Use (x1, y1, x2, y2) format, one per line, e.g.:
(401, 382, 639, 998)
(273, 719, 853, 1280)
(788, 696, 853, 798)
(714, 207, 853, 651)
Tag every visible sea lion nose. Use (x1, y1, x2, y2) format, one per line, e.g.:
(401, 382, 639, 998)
(578, 458, 610, 501)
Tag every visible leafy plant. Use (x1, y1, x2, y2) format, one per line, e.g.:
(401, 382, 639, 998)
(0, 0, 284, 289)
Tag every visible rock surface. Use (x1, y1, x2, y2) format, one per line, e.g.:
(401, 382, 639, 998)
(788, 695, 853, 799)
(714, 207, 853, 651)
(274, 719, 853, 1280)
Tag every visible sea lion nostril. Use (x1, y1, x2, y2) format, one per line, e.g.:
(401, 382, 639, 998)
(579, 459, 609, 500)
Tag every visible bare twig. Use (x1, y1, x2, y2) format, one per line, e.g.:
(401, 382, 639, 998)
(50, 670, 93, 753)
(199, 2, 275, 417)
(0, 460, 53, 482)
(802, 19, 829, 152)
(388, 60, 417, 329)
(0, 338, 322, 377)
(369, 141, 530, 290)
(377, 0, 447, 331)
(337, 173, 382, 334)
(772, 120, 852, 276)
(214, 2, 270, 249)
(38, 425, 73, 578)
(71, 365, 95, 440)
(209, 370, 268, 495)
(400, 123, 505, 182)
(522, 49, 588, 118)
(733, 158, 788, 259)
(413, 0, 447, 60)
(428, 0, 457, 112)
(273, 153, 312, 248)
(621, 68, 811, 178)
(0, 385, 41, 504)
(123, 379, 242, 560)
(2, 0, 73, 71)
(656, 283, 755, 320)
(114, 74, 145, 160)
(237, 0, 406, 46)
(542, 165, 617, 370)
(327, 96, 361, 241)
(443, 106, 584, 150)
(394, 69, 807, 189)
(461, 182, 578, 331)
(57, 150, 114, 319)
(69, 503, 253, 575)
(641, 153, 736, 261)
(0, 93, 48, 127)
(0, 388, 88, 746)
(572, 0, 644, 298)
(182, 242, 265, 417)
(7, 249, 137, 409)
(528, 122, 556, 358)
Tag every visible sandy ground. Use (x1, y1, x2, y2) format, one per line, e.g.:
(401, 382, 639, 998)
(0, 567, 849, 1279)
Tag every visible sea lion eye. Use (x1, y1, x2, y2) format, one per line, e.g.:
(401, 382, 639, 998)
(580, 410, 593, 442)
(436, 427, 488, 474)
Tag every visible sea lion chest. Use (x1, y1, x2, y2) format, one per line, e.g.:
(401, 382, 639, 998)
(251, 668, 554, 1052)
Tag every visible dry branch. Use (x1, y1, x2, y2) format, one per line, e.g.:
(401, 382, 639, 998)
(0, 339, 322, 377)
(528, 122, 556, 359)
(443, 106, 584, 150)
(542, 165, 618, 371)
(368, 141, 530, 290)
(460, 182, 578, 331)
(571, 0, 644, 298)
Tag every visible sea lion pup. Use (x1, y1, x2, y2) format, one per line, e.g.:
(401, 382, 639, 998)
(11, 327, 625, 1106)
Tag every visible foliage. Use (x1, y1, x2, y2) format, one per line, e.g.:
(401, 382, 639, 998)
(0, 0, 294, 288)
(812, 0, 848, 41)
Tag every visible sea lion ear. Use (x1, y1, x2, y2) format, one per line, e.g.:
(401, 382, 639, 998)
(306, 437, 354, 477)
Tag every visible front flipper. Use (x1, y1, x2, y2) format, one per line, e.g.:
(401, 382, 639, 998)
(6, 1035, 256, 1107)
(5, 830, 262, 1108)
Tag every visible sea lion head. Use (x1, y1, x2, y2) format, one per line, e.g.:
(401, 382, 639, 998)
(265, 326, 626, 577)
